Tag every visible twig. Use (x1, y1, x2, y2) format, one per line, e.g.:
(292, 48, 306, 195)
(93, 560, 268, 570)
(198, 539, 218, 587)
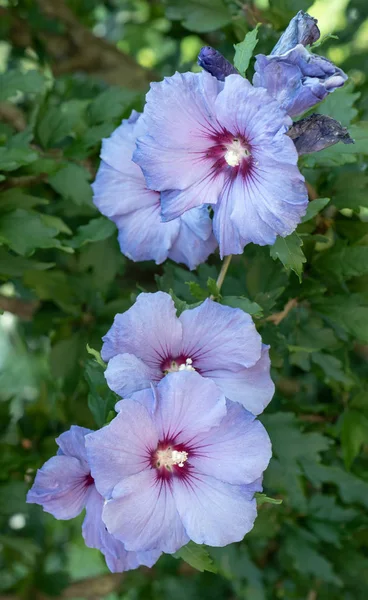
(0, 295, 40, 320)
(0, 1, 155, 90)
(0, 173, 48, 191)
(0, 102, 27, 131)
(216, 254, 232, 293)
(306, 181, 318, 201)
(265, 298, 298, 325)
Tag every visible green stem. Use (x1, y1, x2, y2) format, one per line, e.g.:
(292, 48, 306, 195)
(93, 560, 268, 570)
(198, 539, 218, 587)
(216, 254, 232, 294)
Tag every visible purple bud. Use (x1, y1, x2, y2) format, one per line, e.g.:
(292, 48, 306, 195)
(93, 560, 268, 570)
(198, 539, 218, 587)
(271, 10, 320, 56)
(288, 114, 354, 155)
(198, 46, 238, 81)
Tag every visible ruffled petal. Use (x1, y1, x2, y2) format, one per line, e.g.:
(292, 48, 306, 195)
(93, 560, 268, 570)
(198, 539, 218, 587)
(253, 45, 347, 118)
(56, 426, 91, 464)
(173, 473, 261, 546)
(83, 485, 162, 573)
(160, 172, 224, 221)
(213, 159, 307, 256)
(82, 485, 107, 550)
(153, 371, 226, 443)
(115, 200, 180, 265)
(86, 399, 158, 498)
(189, 400, 272, 485)
(103, 469, 189, 553)
(104, 545, 162, 573)
(168, 206, 218, 270)
(208, 345, 275, 415)
(105, 353, 161, 397)
(133, 71, 223, 192)
(214, 75, 293, 156)
(101, 292, 183, 367)
(26, 455, 90, 519)
(180, 299, 262, 371)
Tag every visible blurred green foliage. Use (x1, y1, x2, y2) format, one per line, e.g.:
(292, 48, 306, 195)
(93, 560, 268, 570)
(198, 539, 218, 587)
(1, 0, 368, 598)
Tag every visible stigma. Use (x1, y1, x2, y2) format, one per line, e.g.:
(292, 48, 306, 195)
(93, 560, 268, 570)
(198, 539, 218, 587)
(164, 357, 195, 374)
(155, 447, 189, 470)
(224, 138, 251, 167)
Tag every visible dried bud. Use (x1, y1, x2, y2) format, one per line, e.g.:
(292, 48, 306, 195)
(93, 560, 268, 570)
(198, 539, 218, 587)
(288, 114, 354, 155)
(271, 10, 320, 56)
(198, 46, 238, 81)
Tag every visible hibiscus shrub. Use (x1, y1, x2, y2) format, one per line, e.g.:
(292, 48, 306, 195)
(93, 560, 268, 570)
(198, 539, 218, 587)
(1, 1, 368, 599)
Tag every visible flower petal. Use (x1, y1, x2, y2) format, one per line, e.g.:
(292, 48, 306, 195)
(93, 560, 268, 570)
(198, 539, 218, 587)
(86, 399, 158, 497)
(82, 485, 107, 550)
(214, 75, 293, 158)
(105, 353, 160, 397)
(160, 173, 224, 221)
(173, 473, 261, 546)
(83, 485, 162, 573)
(189, 400, 272, 485)
(213, 160, 307, 256)
(153, 371, 226, 442)
(101, 292, 183, 367)
(180, 299, 262, 371)
(207, 345, 275, 415)
(103, 469, 189, 553)
(26, 455, 89, 519)
(168, 206, 218, 270)
(56, 426, 91, 463)
(133, 71, 222, 192)
(104, 545, 162, 573)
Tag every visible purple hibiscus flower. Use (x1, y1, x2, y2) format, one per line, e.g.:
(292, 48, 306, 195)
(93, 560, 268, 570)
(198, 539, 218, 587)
(102, 291, 274, 416)
(253, 12, 347, 118)
(86, 371, 272, 553)
(26, 426, 161, 572)
(133, 71, 308, 257)
(92, 110, 217, 270)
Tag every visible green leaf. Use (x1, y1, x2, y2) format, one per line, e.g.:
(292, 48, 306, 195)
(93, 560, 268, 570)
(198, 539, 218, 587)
(233, 25, 260, 76)
(0, 249, 54, 277)
(341, 410, 368, 469)
(24, 270, 78, 314)
(165, 0, 231, 33)
(311, 352, 353, 385)
(0, 190, 48, 213)
(302, 462, 368, 510)
(0, 70, 45, 101)
(86, 344, 106, 368)
(301, 198, 330, 222)
(71, 217, 116, 248)
(0, 209, 59, 255)
(88, 88, 138, 124)
(303, 122, 368, 167)
(221, 295, 263, 317)
(169, 290, 189, 316)
(270, 233, 306, 281)
(314, 245, 368, 281)
(207, 277, 219, 298)
(173, 542, 217, 573)
(332, 172, 368, 210)
(48, 163, 93, 206)
(84, 360, 116, 428)
(255, 493, 282, 506)
(317, 82, 360, 127)
(186, 281, 208, 301)
(36, 101, 84, 148)
(313, 295, 368, 343)
(0, 146, 38, 172)
(285, 531, 341, 585)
